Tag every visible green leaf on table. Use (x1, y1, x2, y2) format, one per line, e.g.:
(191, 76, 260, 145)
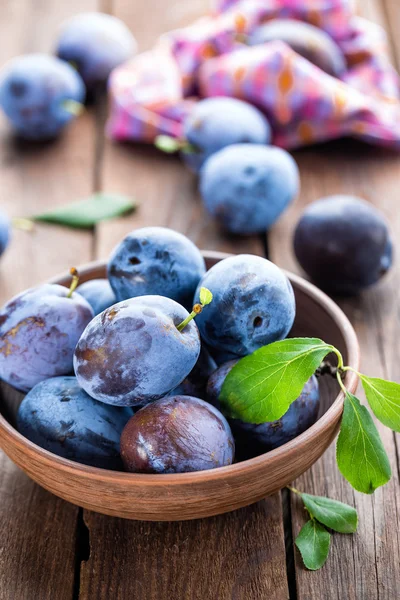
(219, 338, 334, 423)
(301, 493, 357, 533)
(154, 135, 182, 153)
(360, 375, 400, 432)
(199, 287, 213, 306)
(295, 520, 331, 571)
(336, 392, 391, 494)
(33, 193, 137, 229)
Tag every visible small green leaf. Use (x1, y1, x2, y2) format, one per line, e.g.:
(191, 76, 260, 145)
(154, 135, 182, 153)
(360, 375, 400, 432)
(336, 392, 391, 494)
(219, 338, 334, 423)
(33, 193, 137, 229)
(301, 493, 357, 533)
(295, 520, 331, 570)
(199, 287, 213, 306)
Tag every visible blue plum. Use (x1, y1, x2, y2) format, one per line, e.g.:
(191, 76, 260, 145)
(294, 195, 393, 294)
(120, 395, 235, 473)
(194, 254, 296, 356)
(0, 209, 10, 256)
(77, 278, 116, 316)
(107, 227, 206, 308)
(249, 19, 346, 77)
(74, 295, 200, 407)
(17, 376, 132, 469)
(207, 361, 320, 459)
(167, 347, 217, 399)
(56, 12, 137, 91)
(200, 144, 300, 234)
(182, 97, 271, 172)
(0, 54, 85, 140)
(0, 284, 93, 392)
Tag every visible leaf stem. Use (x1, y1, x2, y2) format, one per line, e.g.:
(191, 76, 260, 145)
(67, 267, 79, 298)
(12, 217, 35, 231)
(286, 485, 302, 496)
(336, 369, 348, 395)
(330, 346, 344, 370)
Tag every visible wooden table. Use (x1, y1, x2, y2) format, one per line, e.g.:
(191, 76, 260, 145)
(0, 1, 399, 598)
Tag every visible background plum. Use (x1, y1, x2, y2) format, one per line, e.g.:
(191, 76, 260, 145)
(120, 395, 235, 473)
(77, 278, 116, 315)
(0, 209, 10, 257)
(182, 97, 271, 172)
(0, 54, 85, 140)
(200, 144, 300, 234)
(0, 283, 93, 392)
(17, 376, 133, 469)
(56, 12, 137, 92)
(74, 295, 200, 406)
(207, 361, 320, 459)
(293, 195, 393, 294)
(194, 254, 296, 356)
(249, 19, 346, 77)
(108, 227, 206, 308)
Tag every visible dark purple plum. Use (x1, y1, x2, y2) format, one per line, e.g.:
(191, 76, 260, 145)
(0, 284, 94, 392)
(120, 395, 235, 473)
(207, 361, 320, 459)
(167, 346, 217, 399)
(294, 195, 393, 294)
(107, 227, 206, 308)
(74, 295, 200, 407)
(17, 376, 132, 469)
(77, 278, 116, 315)
(194, 254, 295, 356)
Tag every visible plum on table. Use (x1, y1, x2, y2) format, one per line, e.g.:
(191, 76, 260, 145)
(0, 54, 85, 140)
(200, 144, 299, 234)
(293, 195, 393, 294)
(77, 278, 116, 316)
(74, 295, 200, 407)
(17, 376, 133, 469)
(194, 254, 296, 356)
(107, 227, 206, 309)
(120, 395, 235, 473)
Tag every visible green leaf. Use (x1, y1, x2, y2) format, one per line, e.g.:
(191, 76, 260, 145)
(154, 135, 182, 153)
(295, 520, 331, 570)
(360, 375, 400, 432)
(219, 338, 334, 423)
(336, 392, 391, 494)
(301, 493, 357, 533)
(33, 193, 137, 229)
(199, 287, 213, 306)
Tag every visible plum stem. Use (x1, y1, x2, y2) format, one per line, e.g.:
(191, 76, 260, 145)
(67, 267, 79, 298)
(176, 287, 213, 332)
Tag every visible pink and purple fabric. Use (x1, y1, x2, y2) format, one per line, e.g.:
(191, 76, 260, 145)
(107, 0, 400, 150)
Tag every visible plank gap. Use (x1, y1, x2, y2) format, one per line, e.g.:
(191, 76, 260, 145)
(73, 508, 91, 600)
(281, 488, 298, 600)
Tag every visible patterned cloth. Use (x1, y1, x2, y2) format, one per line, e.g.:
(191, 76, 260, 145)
(107, 0, 400, 150)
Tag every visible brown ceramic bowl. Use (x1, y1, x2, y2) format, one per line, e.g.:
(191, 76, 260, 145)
(0, 252, 359, 521)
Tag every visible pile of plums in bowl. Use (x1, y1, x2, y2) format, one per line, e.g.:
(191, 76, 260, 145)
(0, 227, 359, 520)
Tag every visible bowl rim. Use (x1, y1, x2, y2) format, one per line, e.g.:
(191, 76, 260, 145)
(0, 252, 360, 485)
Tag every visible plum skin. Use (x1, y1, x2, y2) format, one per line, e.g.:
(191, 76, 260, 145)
(120, 395, 235, 473)
(194, 254, 296, 356)
(200, 144, 300, 234)
(77, 278, 116, 316)
(56, 12, 137, 90)
(74, 295, 200, 407)
(182, 97, 271, 173)
(0, 54, 85, 140)
(107, 226, 206, 308)
(0, 210, 10, 256)
(17, 376, 133, 469)
(207, 362, 320, 459)
(0, 284, 94, 392)
(294, 195, 393, 294)
(167, 346, 216, 399)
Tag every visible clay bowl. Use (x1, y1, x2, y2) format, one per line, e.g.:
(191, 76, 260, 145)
(0, 251, 359, 521)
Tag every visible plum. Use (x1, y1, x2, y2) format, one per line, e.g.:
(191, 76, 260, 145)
(120, 395, 235, 473)
(293, 195, 393, 294)
(74, 295, 200, 407)
(56, 12, 137, 92)
(207, 361, 320, 459)
(107, 227, 206, 308)
(0, 54, 85, 140)
(200, 144, 299, 234)
(0, 280, 93, 392)
(17, 376, 132, 469)
(167, 346, 217, 399)
(0, 209, 10, 257)
(77, 278, 116, 316)
(182, 97, 271, 172)
(194, 254, 295, 356)
(249, 19, 346, 77)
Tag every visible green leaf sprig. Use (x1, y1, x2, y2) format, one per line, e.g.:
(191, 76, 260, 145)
(154, 134, 200, 155)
